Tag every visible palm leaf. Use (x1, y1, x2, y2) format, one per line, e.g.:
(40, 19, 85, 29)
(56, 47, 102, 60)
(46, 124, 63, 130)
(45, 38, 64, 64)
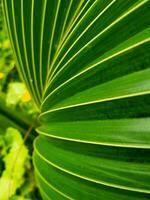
(2, 0, 150, 199)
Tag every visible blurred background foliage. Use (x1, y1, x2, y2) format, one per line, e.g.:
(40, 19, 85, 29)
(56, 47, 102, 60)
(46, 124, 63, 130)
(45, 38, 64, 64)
(0, 1, 41, 199)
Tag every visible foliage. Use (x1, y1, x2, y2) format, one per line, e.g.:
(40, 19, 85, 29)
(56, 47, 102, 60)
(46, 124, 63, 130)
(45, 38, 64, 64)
(0, 1, 41, 199)
(0, 0, 14, 91)
(0, 127, 29, 199)
(2, 0, 150, 199)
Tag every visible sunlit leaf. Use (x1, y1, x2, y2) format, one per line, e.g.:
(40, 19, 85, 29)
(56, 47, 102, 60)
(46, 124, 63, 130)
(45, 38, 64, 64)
(0, 127, 28, 199)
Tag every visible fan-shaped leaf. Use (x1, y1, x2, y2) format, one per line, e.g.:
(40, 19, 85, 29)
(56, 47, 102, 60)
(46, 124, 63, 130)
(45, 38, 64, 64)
(2, 0, 150, 199)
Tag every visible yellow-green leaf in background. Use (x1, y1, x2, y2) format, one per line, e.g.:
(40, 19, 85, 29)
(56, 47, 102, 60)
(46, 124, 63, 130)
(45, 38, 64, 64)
(0, 127, 28, 200)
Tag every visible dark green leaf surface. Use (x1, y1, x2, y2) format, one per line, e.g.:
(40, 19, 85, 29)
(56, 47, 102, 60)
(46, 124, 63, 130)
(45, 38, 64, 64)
(2, 0, 150, 199)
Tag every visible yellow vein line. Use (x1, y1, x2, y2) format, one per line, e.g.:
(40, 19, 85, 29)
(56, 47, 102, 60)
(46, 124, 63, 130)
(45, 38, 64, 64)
(2, 1, 25, 83)
(34, 163, 73, 200)
(47, 0, 148, 88)
(31, 0, 42, 103)
(45, 0, 97, 85)
(34, 146, 150, 194)
(51, 0, 88, 62)
(36, 126, 150, 149)
(40, 0, 48, 92)
(6, 1, 39, 107)
(41, 37, 149, 108)
(59, 0, 73, 44)
(45, 0, 61, 78)
(49, 0, 91, 74)
(41, 90, 150, 116)
(49, 0, 117, 81)
(44, 0, 73, 89)
(38, 186, 52, 200)
(21, 0, 40, 109)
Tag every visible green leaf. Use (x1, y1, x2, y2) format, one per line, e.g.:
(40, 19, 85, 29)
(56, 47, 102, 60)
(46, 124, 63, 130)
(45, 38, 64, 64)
(0, 128, 28, 199)
(37, 118, 150, 148)
(2, 0, 150, 199)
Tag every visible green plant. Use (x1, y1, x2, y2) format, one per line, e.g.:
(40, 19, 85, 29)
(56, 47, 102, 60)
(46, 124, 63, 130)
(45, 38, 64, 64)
(0, 127, 29, 199)
(0, 2, 41, 198)
(2, 0, 150, 199)
(0, 92, 40, 199)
